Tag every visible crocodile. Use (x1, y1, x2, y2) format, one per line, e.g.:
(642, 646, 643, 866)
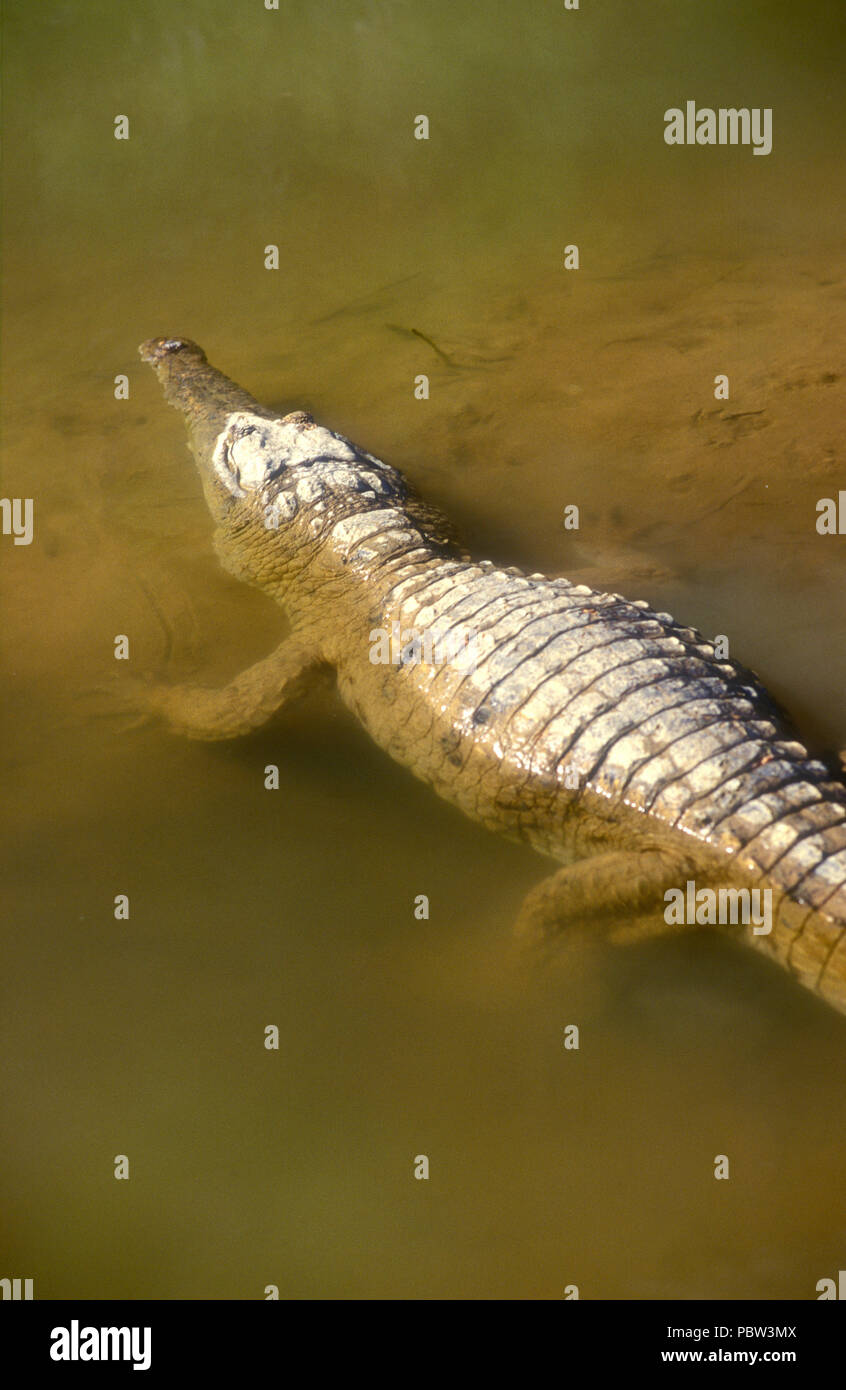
(136, 335, 846, 1015)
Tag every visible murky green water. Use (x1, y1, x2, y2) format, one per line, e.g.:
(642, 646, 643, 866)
(2, 0, 845, 1298)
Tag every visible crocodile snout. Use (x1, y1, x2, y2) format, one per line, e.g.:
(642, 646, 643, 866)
(138, 336, 207, 365)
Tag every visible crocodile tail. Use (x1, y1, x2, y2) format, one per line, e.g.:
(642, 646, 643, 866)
(751, 802, 846, 1012)
(768, 889, 846, 1013)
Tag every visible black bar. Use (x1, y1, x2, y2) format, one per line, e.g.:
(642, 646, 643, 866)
(1, 1299, 841, 1377)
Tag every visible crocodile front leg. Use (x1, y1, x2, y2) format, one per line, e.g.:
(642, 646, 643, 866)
(514, 848, 699, 945)
(130, 637, 331, 740)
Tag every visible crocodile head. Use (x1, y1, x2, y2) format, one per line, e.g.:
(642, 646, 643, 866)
(139, 336, 414, 597)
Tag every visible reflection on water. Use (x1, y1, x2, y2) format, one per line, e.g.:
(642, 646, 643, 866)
(2, 0, 846, 1298)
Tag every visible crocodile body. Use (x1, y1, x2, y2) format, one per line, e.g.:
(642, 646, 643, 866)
(138, 336, 846, 1014)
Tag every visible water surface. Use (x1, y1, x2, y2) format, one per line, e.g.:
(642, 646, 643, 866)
(2, 0, 845, 1298)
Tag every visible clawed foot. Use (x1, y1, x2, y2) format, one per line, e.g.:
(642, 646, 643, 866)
(77, 671, 177, 733)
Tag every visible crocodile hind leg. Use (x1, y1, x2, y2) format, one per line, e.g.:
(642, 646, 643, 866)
(514, 848, 698, 946)
(127, 638, 331, 740)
